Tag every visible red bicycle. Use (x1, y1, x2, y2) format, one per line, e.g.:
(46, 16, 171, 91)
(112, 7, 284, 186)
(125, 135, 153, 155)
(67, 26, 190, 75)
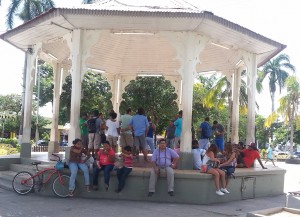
(12, 154, 71, 198)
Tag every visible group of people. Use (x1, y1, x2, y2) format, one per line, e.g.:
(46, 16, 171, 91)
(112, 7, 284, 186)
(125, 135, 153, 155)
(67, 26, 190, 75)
(68, 138, 134, 196)
(69, 111, 268, 197)
(192, 118, 268, 196)
(70, 107, 180, 197)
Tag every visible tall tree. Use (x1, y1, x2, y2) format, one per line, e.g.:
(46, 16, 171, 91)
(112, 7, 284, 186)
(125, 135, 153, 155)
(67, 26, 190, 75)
(265, 76, 300, 153)
(120, 76, 178, 135)
(60, 71, 112, 122)
(258, 54, 295, 113)
(6, 0, 55, 29)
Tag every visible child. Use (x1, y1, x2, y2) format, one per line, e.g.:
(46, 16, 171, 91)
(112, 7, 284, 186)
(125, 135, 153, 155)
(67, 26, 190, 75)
(265, 144, 276, 166)
(116, 145, 133, 193)
(106, 112, 120, 152)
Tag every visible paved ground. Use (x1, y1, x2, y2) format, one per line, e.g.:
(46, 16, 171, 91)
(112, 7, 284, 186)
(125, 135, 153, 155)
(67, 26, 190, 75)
(0, 187, 299, 217)
(0, 156, 299, 217)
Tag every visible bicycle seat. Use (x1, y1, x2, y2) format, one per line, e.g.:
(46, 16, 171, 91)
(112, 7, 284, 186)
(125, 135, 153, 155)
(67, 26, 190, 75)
(31, 161, 42, 166)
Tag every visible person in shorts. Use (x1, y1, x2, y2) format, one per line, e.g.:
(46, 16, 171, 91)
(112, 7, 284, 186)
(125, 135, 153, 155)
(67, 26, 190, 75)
(106, 112, 120, 152)
(128, 107, 149, 162)
(120, 108, 133, 152)
(265, 144, 276, 166)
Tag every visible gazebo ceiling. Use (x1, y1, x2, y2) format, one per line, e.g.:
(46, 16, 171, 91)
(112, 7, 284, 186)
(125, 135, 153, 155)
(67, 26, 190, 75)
(0, 0, 286, 75)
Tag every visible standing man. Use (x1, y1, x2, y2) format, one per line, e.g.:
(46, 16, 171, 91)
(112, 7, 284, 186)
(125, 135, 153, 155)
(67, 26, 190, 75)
(165, 120, 176, 149)
(120, 108, 133, 152)
(128, 108, 149, 162)
(148, 138, 179, 197)
(212, 120, 225, 152)
(173, 110, 182, 148)
(198, 117, 212, 150)
(79, 112, 89, 150)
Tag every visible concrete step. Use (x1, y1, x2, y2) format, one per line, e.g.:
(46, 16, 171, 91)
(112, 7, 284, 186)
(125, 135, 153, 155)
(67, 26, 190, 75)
(0, 170, 17, 191)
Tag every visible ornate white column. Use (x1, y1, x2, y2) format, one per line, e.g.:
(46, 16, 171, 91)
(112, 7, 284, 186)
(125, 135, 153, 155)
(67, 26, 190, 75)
(231, 68, 242, 143)
(243, 52, 257, 146)
(164, 75, 182, 109)
(48, 63, 62, 156)
(68, 29, 83, 143)
(162, 31, 208, 169)
(21, 45, 41, 158)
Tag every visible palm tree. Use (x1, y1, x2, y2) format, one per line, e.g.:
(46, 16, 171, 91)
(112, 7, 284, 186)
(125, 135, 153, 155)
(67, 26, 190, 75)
(258, 54, 295, 113)
(6, 0, 55, 29)
(265, 76, 300, 154)
(203, 70, 256, 141)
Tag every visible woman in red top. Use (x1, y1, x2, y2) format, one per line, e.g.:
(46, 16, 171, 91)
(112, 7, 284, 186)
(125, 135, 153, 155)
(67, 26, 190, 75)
(116, 145, 133, 193)
(92, 141, 115, 191)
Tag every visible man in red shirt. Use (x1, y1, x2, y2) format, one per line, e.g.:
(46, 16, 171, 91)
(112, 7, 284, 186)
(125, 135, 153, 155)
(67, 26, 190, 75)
(237, 142, 267, 169)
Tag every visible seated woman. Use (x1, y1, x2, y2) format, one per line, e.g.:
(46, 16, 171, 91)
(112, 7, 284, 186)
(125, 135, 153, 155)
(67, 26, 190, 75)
(69, 138, 91, 196)
(219, 143, 237, 187)
(201, 144, 229, 196)
(93, 140, 115, 191)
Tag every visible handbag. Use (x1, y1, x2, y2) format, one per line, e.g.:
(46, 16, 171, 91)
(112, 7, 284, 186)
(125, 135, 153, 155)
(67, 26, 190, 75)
(206, 160, 219, 168)
(54, 160, 64, 171)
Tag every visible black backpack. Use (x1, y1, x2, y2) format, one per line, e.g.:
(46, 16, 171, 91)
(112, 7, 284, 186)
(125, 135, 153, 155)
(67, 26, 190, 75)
(87, 118, 96, 133)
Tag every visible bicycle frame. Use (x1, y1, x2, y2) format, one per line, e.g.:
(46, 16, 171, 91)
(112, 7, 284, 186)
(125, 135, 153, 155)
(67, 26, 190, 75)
(21, 167, 64, 187)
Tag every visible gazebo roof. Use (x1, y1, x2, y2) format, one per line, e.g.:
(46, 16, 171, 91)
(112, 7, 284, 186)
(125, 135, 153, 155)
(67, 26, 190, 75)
(0, 0, 286, 75)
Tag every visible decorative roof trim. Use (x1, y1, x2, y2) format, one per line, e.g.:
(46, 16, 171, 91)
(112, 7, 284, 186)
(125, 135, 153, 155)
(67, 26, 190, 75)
(0, 7, 286, 65)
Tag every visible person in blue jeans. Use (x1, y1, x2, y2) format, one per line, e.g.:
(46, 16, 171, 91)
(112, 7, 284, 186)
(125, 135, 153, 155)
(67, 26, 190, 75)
(69, 138, 91, 196)
(92, 141, 115, 191)
(146, 116, 156, 153)
(116, 145, 133, 193)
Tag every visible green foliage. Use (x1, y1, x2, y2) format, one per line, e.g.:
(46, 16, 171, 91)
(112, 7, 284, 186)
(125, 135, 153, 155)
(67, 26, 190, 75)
(60, 71, 113, 122)
(0, 138, 18, 147)
(255, 115, 269, 147)
(0, 94, 22, 133)
(6, 0, 55, 29)
(120, 76, 178, 134)
(33, 63, 54, 107)
(0, 144, 18, 156)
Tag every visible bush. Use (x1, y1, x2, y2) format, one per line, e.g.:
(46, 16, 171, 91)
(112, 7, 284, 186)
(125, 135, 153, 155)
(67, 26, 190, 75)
(0, 138, 18, 147)
(0, 144, 19, 156)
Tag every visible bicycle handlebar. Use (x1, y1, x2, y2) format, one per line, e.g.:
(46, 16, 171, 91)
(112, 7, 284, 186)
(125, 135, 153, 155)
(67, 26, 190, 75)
(52, 154, 61, 161)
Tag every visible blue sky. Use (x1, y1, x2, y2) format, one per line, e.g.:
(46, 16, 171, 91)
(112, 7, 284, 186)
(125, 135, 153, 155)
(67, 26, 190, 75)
(0, 0, 299, 117)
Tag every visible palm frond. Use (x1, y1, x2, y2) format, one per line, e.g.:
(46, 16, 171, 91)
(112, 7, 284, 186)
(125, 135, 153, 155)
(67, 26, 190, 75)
(264, 112, 279, 127)
(6, 0, 22, 29)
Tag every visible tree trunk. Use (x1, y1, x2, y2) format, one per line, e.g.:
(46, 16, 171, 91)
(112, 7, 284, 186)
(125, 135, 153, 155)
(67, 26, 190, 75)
(270, 91, 275, 141)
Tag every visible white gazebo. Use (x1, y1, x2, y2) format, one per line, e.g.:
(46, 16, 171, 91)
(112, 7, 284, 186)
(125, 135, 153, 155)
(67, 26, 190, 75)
(0, 0, 286, 168)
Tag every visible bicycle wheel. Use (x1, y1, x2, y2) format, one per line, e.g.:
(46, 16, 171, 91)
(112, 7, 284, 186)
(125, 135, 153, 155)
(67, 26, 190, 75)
(52, 175, 71, 198)
(12, 171, 34, 195)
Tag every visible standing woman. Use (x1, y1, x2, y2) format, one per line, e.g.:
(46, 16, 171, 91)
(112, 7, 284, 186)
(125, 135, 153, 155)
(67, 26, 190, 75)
(201, 144, 229, 196)
(69, 138, 91, 196)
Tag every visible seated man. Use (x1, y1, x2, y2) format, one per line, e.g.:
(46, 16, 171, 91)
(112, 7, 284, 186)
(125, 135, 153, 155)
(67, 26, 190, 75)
(191, 139, 206, 170)
(148, 138, 179, 197)
(236, 142, 267, 169)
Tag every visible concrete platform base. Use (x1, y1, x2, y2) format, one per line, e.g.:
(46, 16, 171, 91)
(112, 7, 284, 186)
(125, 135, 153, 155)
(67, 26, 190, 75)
(247, 207, 300, 217)
(0, 156, 286, 205)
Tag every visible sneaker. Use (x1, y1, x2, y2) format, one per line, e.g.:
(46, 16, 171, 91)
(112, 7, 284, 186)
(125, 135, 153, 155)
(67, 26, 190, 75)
(216, 190, 225, 196)
(148, 192, 154, 197)
(105, 184, 109, 191)
(68, 190, 74, 197)
(168, 191, 174, 196)
(220, 188, 230, 194)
